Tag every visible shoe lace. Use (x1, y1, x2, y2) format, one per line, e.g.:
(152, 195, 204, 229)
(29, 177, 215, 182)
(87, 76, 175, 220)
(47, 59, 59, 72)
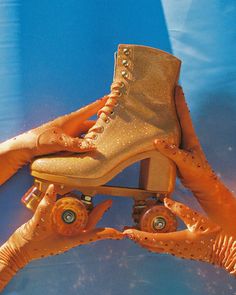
(85, 81, 124, 139)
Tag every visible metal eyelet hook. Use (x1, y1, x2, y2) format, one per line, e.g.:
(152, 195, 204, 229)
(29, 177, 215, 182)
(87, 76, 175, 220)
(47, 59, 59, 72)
(115, 90, 122, 97)
(123, 48, 130, 55)
(121, 71, 128, 78)
(110, 111, 115, 118)
(122, 59, 129, 67)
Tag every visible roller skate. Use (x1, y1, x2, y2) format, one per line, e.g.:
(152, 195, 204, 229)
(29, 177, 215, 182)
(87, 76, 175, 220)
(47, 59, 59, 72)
(22, 45, 181, 236)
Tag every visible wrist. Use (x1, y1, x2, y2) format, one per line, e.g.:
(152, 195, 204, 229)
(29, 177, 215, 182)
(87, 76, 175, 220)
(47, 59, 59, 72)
(0, 239, 29, 291)
(0, 131, 37, 156)
(210, 232, 236, 275)
(0, 132, 37, 184)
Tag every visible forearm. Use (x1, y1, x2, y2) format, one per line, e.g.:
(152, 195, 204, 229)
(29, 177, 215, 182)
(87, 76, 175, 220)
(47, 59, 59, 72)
(180, 172, 236, 236)
(0, 132, 36, 185)
(0, 241, 29, 292)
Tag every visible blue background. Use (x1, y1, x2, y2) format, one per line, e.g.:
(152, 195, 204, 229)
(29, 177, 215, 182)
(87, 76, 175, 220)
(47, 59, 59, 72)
(0, 0, 236, 294)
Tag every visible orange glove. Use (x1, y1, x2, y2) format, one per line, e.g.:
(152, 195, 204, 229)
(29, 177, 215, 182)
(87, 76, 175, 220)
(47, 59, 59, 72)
(0, 97, 107, 185)
(153, 86, 236, 236)
(125, 198, 236, 275)
(124, 86, 236, 276)
(0, 185, 122, 291)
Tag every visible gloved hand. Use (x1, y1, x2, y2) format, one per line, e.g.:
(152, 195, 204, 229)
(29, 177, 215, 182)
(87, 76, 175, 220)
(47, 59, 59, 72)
(125, 198, 236, 275)
(124, 86, 236, 276)
(153, 86, 236, 236)
(0, 185, 122, 291)
(0, 97, 108, 185)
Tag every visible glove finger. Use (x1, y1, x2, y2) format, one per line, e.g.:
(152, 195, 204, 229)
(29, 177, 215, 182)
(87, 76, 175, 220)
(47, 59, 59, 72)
(174, 86, 201, 151)
(123, 228, 192, 252)
(154, 139, 193, 168)
(52, 97, 108, 134)
(61, 136, 95, 153)
(164, 198, 212, 232)
(72, 120, 96, 137)
(64, 228, 123, 248)
(124, 228, 216, 262)
(85, 200, 113, 230)
(33, 184, 56, 224)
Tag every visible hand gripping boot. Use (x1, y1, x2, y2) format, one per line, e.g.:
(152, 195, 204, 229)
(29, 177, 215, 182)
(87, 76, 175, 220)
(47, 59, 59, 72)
(23, 45, 181, 234)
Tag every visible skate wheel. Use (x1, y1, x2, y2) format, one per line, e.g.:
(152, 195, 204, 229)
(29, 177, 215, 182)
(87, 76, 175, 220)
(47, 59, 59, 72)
(139, 205, 177, 233)
(51, 197, 88, 236)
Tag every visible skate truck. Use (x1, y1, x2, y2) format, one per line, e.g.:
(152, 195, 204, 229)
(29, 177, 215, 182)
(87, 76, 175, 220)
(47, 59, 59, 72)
(22, 44, 181, 237)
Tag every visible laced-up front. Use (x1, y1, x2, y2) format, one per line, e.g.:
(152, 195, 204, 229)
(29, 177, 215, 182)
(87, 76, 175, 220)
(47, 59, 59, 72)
(85, 81, 125, 140)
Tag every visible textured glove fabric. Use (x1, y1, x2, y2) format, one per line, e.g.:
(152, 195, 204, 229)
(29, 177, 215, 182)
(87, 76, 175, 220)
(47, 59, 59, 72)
(0, 185, 123, 291)
(0, 98, 106, 185)
(124, 86, 236, 276)
(124, 198, 236, 275)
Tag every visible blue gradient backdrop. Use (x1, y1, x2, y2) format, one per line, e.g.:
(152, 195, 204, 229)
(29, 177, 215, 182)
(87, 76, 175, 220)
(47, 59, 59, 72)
(0, 0, 236, 294)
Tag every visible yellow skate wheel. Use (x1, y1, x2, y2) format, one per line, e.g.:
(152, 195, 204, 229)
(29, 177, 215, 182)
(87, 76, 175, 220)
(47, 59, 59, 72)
(139, 205, 177, 233)
(51, 197, 88, 237)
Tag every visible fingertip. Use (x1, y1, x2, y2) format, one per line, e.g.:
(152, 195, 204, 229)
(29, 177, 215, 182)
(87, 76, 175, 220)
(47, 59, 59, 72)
(154, 139, 176, 147)
(154, 138, 165, 146)
(123, 229, 136, 239)
(100, 95, 109, 102)
(81, 139, 95, 149)
(45, 184, 56, 202)
(93, 96, 107, 107)
(72, 139, 96, 152)
(103, 199, 113, 208)
(85, 200, 113, 230)
(98, 199, 113, 216)
(154, 139, 178, 153)
(95, 199, 113, 213)
(47, 184, 54, 192)
(154, 139, 168, 151)
(164, 197, 174, 208)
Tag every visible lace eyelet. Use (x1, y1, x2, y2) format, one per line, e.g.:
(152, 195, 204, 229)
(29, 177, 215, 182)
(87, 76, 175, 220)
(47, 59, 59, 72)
(123, 48, 130, 55)
(110, 111, 115, 118)
(122, 59, 129, 67)
(92, 134, 98, 140)
(105, 118, 110, 124)
(121, 70, 128, 78)
(116, 91, 122, 97)
(114, 102, 119, 107)
(120, 82, 125, 88)
(100, 126, 104, 132)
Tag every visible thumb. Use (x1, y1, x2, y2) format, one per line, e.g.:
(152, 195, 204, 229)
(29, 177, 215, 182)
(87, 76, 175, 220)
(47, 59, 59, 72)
(62, 228, 124, 249)
(85, 200, 113, 230)
(33, 184, 56, 222)
(154, 139, 191, 167)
